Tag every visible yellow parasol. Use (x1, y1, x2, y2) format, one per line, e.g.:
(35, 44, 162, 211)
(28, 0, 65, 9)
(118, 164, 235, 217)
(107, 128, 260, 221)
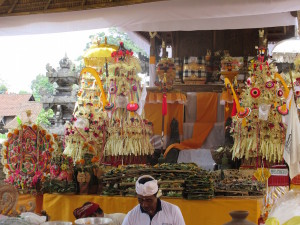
(83, 37, 118, 76)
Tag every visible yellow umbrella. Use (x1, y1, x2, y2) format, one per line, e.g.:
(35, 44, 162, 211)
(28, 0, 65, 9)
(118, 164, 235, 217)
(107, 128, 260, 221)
(83, 38, 118, 76)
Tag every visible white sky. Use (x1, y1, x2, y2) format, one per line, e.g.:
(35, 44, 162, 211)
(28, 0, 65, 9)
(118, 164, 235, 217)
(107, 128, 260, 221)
(0, 29, 106, 93)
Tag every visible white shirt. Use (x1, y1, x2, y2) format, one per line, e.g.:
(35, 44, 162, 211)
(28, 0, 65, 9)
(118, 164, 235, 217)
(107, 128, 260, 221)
(122, 199, 185, 225)
(104, 213, 127, 225)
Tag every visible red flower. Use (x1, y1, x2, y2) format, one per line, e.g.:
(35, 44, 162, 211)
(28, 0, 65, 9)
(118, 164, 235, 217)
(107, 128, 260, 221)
(277, 89, 283, 97)
(265, 81, 274, 89)
(250, 88, 261, 98)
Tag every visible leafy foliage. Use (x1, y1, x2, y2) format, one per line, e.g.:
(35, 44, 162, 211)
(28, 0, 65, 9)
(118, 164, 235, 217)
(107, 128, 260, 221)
(19, 90, 30, 94)
(0, 84, 7, 94)
(31, 74, 54, 102)
(86, 27, 148, 57)
(0, 78, 8, 94)
(36, 108, 54, 126)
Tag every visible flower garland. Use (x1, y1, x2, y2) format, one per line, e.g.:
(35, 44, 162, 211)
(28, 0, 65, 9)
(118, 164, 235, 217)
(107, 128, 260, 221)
(1, 123, 58, 193)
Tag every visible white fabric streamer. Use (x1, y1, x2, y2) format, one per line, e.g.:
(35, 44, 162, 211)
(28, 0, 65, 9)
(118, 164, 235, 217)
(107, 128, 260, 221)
(259, 104, 271, 121)
(283, 93, 300, 179)
(136, 84, 147, 116)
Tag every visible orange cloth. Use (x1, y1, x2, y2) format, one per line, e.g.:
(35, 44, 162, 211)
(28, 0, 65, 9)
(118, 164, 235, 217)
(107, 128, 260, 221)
(144, 103, 184, 135)
(146, 91, 186, 104)
(144, 91, 186, 136)
(164, 92, 218, 156)
(43, 194, 262, 225)
(224, 102, 233, 122)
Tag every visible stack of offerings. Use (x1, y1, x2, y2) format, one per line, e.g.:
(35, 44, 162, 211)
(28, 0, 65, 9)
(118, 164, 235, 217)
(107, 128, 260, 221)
(211, 169, 265, 196)
(174, 57, 183, 83)
(101, 167, 124, 196)
(102, 163, 214, 199)
(183, 56, 206, 84)
(183, 167, 214, 200)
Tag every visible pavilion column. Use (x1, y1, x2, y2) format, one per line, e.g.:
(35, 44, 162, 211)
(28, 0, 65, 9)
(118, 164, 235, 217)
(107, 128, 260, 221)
(297, 11, 300, 36)
(149, 32, 157, 87)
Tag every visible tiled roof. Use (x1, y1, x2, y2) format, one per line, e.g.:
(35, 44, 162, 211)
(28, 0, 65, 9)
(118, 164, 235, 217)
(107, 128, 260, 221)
(4, 101, 43, 129)
(0, 94, 34, 117)
(0, 94, 42, 130)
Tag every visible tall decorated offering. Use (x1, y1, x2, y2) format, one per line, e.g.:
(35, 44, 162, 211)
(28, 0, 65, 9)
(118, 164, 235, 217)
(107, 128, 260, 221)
(64, 39, 154, 167)
(63, 38, 117, 164)
(104, 42, 154, 164)
(1, 111, 58, 193)
(229, 30, 289, 164)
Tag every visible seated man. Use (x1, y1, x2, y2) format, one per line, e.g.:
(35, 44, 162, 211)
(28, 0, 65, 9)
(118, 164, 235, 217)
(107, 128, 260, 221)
(122, 175, 186, 225)
(73, 202, 126, 225)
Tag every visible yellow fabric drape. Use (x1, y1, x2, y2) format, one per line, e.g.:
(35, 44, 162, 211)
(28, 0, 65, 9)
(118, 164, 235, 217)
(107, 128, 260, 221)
(43, 194, 262, 225)
(144, 103, 184, 135)
(290, 184, 300, 190)
(164, 92, 218, 156)
(17, 194, 43, 214)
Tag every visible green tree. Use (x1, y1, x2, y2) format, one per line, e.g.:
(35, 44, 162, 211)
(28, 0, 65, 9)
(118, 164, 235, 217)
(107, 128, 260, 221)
(86, 27, 148, 56)
(0, 84, 7, 94)
(31, 74, 54, 101)
(19, 90, 31, 94)
(36, 108, 54, 126)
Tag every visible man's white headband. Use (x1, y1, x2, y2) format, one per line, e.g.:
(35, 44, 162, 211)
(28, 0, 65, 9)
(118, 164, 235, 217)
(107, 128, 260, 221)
(135, 175, 158, 196)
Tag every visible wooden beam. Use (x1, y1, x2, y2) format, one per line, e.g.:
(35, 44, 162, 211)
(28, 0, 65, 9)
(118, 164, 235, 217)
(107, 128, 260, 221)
(8, 0, 18, 14)
(81, 0, 87, 7)
(1, 0, 165, 16)
(44, 0, 52, 10)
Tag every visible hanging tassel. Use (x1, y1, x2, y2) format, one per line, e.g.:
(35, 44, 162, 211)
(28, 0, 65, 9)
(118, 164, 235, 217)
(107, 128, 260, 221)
(162, 93, 167, 116)
(231, 99, 237, 116)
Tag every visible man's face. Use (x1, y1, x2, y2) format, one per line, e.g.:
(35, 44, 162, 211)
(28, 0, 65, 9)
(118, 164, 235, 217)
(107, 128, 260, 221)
(137, 194, 158, 216)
